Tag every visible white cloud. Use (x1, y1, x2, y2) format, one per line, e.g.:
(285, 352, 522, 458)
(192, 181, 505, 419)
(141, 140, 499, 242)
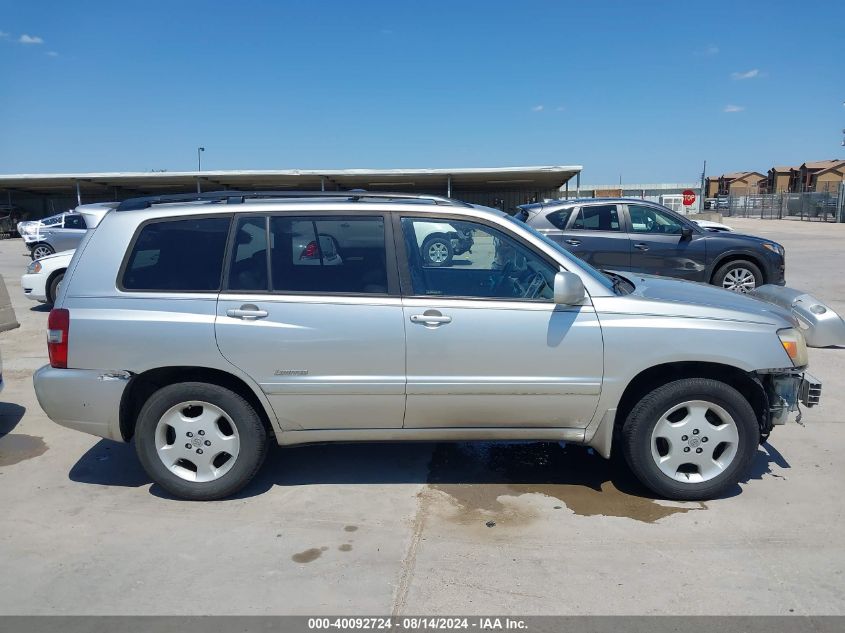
(731, 69, 759, 80)
(723, 104, 745, 113)
(46, 50, 58, 57)
(531, 105, 544, 112)
(555, 106, 565, 112)
(704, 44, 719, 56)
(0, 31, 10, 39)
(19, 34, 44, 44)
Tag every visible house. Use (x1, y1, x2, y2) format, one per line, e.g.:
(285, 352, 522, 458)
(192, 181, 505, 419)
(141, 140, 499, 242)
(800, 159, 845, 193)
(707, 171, 767, 196)
(767, 166, 797, 193)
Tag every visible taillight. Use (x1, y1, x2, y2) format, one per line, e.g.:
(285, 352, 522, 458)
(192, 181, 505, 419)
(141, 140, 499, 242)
(47, 308, 69, 369)
(300, 240, 320, 260)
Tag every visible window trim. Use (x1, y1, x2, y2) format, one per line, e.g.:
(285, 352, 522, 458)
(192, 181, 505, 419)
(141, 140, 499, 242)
(393, 212, 561, 303)
(220, 211, 400, 298)
(117, 213, 234, 294)
(567, 204, 622, 233)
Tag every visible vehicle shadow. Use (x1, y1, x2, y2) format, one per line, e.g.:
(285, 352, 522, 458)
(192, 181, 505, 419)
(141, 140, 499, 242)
(68, 435, 790, 507)
(0, 402, 26, 435)
(29, 304, 51, 313)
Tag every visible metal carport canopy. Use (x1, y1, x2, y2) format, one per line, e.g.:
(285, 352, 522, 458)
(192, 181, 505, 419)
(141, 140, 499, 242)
(0, 165, 582, 196)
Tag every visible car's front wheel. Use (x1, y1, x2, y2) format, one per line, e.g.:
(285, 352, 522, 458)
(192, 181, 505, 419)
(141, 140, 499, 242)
(622, 378, 759, 500)
(712, 259, 763, 293)
(135, 382, 268, 500)
(47, 272, 64, 306)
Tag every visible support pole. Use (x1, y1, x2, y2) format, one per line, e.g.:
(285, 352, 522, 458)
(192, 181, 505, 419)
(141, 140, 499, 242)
(576, 172, 580, 197)
(447, 175, 452, 198)
(321, 177, 325, 192)
(75, 181, 82, 206)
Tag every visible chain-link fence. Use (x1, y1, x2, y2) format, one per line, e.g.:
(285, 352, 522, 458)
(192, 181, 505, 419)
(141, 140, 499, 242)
(716, 186, 845, 222)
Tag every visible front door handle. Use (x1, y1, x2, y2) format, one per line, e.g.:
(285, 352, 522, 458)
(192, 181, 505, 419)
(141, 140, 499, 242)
(410, 312, 452, 326)
(633, 243, 649, 251)
(564, 238, 581, 246)
(226, 304, 269, 320)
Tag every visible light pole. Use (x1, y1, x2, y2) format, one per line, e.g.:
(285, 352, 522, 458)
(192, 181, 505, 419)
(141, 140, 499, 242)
(196, 147, 205, 193)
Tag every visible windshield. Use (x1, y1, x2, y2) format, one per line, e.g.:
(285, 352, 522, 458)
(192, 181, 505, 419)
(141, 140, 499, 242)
(503, 214, 615, 291)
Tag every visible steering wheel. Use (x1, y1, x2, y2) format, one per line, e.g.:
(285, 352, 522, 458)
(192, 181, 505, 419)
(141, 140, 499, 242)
(491, 261, 516, 296)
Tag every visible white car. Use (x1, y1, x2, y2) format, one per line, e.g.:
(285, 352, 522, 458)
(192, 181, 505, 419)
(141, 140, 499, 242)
(21, 250, 74, 306)
(693, 219, 735, 232)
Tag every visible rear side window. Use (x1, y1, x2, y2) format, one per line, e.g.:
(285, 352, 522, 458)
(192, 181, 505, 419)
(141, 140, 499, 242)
(63, 214, 86, 230)
(546, 208, 574, 230)
(572, 205, 620, 231)
(122, 217, 231, 291)
(269, 216, 387, 294)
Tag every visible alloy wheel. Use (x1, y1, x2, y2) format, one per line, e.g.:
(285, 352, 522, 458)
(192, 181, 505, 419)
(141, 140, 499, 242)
(722, 267, 756, 292)
(427, 241, 449, 263)
(650, 400, 740, 483)
(154, 401, 240, 483)
(32, 245, 53, 260)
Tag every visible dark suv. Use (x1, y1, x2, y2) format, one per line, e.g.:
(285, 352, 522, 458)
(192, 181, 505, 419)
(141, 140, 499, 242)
(518, 198, 785, 292)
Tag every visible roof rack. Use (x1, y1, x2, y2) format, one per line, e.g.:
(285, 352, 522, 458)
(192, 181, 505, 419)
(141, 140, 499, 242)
(115, 190, 471, 211)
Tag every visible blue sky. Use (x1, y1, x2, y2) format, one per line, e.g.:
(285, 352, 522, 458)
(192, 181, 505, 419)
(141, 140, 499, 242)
(1, 0, 843, 183)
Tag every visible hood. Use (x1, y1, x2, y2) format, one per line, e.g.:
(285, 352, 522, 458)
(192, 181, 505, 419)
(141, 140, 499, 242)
(704, 230, 781, 248)
(36, 249, 75, 264)
(622, 273, 796, 327)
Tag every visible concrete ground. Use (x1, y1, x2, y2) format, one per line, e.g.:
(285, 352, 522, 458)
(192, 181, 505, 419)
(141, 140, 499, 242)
(0, 217, 843, 615)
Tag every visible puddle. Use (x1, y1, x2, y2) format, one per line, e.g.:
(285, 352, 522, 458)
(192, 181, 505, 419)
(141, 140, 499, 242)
(344, 525, 358, 532)
(339, 544, 353, 552)
(0, 434, 48, 467)
(291, 548, 323, 563)
(427, 442, 704, 525)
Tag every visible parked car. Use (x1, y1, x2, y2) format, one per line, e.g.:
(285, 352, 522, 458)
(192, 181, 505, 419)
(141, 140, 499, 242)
(33, 191, 820, 502)
(21, 249, 74, 306)
(518, 198, 784, 293)
(22, 203, 117, 260)
(693, 219, 734, 232)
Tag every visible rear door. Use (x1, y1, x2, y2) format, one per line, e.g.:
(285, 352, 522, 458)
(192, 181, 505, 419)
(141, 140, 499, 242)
(626, 203, 707, 281)
(215, 212, 407, 430)
(539, 204, 631, 271)
(48, 213, 88, 252)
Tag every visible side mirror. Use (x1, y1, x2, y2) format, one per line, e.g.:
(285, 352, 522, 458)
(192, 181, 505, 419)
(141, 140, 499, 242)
(681, 227, 693, 240)
(554, 271, 586, 305)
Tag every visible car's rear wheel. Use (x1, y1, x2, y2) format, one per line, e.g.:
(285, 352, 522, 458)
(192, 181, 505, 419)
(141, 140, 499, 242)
(622, 378, 759, 500)
(135, 382, 268, 500)
(421, 235, 453, 266)
(713, 259, 763, 293)
(47, 272, 64, 306)
(31, 244, 54, 260)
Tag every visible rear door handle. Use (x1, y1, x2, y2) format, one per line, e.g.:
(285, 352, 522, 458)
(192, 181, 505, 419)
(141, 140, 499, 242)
(226, 304, 269, 320)
(410, 314, 452, 326)
(634, 243, 649, 251)
(564, 238, 581, 246)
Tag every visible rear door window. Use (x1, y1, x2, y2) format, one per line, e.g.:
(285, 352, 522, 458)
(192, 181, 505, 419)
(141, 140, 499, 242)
(571, 205, 620, 231)
(63, 214, 87, 230)
(269, 216, 388, 294)
(122, 216, 231, 291)
(546, 208, 575, 230)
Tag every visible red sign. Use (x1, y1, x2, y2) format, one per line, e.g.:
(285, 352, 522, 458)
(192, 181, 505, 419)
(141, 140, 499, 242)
(682, 189, 696, 206)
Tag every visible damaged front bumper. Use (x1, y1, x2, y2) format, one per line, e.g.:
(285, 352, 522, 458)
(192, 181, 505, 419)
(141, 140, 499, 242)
(764, 370, 822, 426)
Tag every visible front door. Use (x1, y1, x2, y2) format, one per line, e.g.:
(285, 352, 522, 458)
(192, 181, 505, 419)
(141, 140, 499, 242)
(398, 216, 603, 429)
(215, 213, 406, 430)
(626, 204, 707, 281)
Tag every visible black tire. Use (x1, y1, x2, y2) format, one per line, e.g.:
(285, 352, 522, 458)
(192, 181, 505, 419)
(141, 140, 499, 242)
(46, 271, 64, 306)
(30, 243, 55, 260)
(421, 234, 453, 267)
(621, 378, 759, 500)
(712, 259, 763, 293)
(135, 382, 268, 501)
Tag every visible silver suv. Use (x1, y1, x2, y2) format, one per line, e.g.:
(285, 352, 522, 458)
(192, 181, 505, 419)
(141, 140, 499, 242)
(33, 191, 821, 501)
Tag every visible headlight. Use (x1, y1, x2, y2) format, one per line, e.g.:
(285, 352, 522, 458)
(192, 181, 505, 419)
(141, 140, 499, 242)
(763, 242, 784, 257)
(27, 261, 42, 273)
(777, 327, 808, 367)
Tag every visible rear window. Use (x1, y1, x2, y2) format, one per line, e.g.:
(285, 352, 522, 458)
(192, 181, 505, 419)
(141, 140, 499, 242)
(122, 217, 231, 291)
